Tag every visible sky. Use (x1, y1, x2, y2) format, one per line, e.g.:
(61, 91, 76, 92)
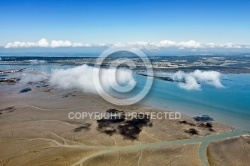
(0, 0, 250, 51)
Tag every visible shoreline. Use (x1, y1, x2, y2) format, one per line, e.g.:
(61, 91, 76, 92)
(0, 68, 246, 132)
(0, 70, 249, 166)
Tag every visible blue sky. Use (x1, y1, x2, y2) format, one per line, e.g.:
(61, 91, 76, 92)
(0, 0, 250, 49)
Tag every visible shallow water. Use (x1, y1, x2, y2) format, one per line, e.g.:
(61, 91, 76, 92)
(138, 73, 250, 131)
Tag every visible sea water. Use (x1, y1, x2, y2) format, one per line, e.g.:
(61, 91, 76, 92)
(138, 73, 250, 131)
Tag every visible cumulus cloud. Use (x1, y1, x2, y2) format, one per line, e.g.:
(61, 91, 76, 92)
(37, 38, 50, 47)
(125, 40, 202, 49)
(5, 38, 50, 48)
(173, 70, 224, 90)
(4, 38, 249, 49)
(192, 70, 224, 88)
(181, 75, 201, 90)
(221, 43, 242, 49)
(4, 38, 93, 48)
(50, 40, 72, 48)
(72, 42, 92, 47)
(120, 40, 244, 50)
(178, 40, 201, 49)
(49, 65, 136, 94)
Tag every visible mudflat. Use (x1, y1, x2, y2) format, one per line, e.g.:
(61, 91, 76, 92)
(0, 76, 248, 166)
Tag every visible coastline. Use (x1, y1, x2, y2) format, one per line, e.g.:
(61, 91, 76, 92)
(139, 73, 250, 131)
(1, 72, 246, 166)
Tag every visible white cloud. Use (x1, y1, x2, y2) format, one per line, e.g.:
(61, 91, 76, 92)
(112, 42, 126, 47)
(180, 75, 201, 90)
(5, 41, 26, 48)
(3, 38, 250, 49)
(173, 70, 224, 90)
(50, 40, 72, 48)
(192, 70, 224, 88)
(97, 43, 107, 47)
(119, 40, 247, 50)
(4, 38, 92, 48)
(72, 42, 92, 47)
(221, 43, 242, 49)
(178, 40, 201, 49)
(126, 40, 202, 49)
(158, 40, 176, 47)
(37, 38, 50, 47)
(204, 42, 216, 48)
(49, 65, 136, 94)
(5, 38, 49, 48)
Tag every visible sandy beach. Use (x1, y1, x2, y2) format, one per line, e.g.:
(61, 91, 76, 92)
(1, 71, 249, 166)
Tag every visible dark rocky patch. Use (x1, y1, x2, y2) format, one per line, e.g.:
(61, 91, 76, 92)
(0, 106, 16, 114)
(97, 115, 125, 124)
(138, 73, 173, 82)
(198, 122, 213, 128)
(118, 124, 141, 140)
(185, 128, 199, 135)
(74, 123, 91, 132)
(205, 122, 213, 128)
(0, 68, 25, 74)
(197, 122, 215, 132)
(62, 94, 70, 98)
(19, 87, 32, 93)
(28, 80, 49, 89)
(97, 109, 152, 140)
(0, 78, 20, 84)
(97, 109, 125, 124)
(179, 120, 196, 126)
(179, 120, 187, 124)
(193, 115, 214, 122)
(106, 109, 122, 114)
(138, 73, 186, 83)
(103, 127, 117, 136)
(208, 128, 215, 132)
(62, 93, 76, 98)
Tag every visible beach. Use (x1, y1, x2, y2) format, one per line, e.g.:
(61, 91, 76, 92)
(1, 70, 249, 166)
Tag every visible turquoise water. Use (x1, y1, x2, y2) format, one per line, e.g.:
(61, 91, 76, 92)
(138, 74, 250, 131)
(1, 62, 250, 131)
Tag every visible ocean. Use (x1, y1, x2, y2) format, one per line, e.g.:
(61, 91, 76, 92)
(139, 73, 250, 131)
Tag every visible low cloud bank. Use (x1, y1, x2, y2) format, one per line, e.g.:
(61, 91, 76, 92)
(4, 38, 94, 48)
(4, 38, 249, 49)
(173, 70, 224, 90)
(49, 65, 136, 93)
